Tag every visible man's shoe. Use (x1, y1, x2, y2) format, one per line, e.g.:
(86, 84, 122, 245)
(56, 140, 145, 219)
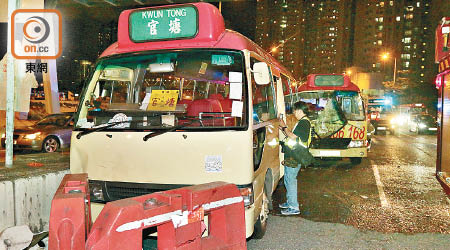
(281, 207, 300, 215)
(278, 202, 289, 209)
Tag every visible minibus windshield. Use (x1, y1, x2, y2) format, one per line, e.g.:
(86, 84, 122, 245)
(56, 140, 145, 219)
(335, 91, 365, 121)
(298, 91, 347, 137)
(75, 50, 247, 130)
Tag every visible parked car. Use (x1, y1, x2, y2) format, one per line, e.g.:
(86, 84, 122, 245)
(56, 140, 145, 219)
(409, 114, 438, 134)
(1, 113, 74, 152)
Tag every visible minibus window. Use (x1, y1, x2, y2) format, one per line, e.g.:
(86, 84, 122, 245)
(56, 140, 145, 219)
(335, 91, 365, 121)
(75, 50, 247, 130)
(281, 75, 293, 114)
(250, 58, 276, 123)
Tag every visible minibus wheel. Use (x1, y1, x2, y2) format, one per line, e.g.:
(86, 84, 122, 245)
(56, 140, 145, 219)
(350, 157, 362, 165)
(252, 189, 268, 239)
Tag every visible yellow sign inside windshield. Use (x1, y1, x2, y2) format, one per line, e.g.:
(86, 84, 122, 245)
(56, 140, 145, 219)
(147, 90, 179, 111)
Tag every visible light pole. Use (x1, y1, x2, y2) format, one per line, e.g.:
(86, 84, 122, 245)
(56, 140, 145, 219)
(381, 52, 397, 86)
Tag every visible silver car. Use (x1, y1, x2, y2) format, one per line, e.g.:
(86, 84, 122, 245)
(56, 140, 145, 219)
(1, 113, 74, 153)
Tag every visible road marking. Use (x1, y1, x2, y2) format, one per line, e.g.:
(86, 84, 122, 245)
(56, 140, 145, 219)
(371, 162, 389, 208)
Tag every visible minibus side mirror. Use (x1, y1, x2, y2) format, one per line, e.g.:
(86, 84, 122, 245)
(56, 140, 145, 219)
(252, 62, 271, 85)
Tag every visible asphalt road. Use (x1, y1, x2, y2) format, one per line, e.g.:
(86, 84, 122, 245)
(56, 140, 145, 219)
(2, 129, 449, 249)
(248, 129, 450, 249)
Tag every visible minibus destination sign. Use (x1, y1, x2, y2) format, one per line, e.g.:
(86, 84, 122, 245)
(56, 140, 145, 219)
(129, 6, 198, 42)
(314, 75, 344, 86)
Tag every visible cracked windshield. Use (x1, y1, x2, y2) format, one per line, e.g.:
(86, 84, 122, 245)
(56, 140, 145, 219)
(75, 50, 246, 129)
(299, 90, 364, 138)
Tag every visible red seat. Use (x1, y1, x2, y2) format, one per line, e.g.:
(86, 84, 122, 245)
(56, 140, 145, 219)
(187, 99, 225, 126)
(209, 94, 235, 126)
(219, 99, 233, 112)
(209, 94, 224, 100)
(178, 99, 193, 107)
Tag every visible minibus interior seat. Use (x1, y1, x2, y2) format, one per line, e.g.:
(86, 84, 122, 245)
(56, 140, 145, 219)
(208, 93, 224, 100)
(209, 94, 235, 126)
(187, 99, 225, 126)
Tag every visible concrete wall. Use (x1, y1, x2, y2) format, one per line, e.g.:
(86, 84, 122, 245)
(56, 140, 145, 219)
(347, 67, 385, 92)
(0, 170, 69, 233)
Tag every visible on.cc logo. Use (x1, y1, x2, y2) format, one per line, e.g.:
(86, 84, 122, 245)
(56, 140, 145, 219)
(23, 16, 50, 44)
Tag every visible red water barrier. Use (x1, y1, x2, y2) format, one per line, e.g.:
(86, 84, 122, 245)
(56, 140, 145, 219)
(48, 173, 91, 250)
(49, 174, 246, 250)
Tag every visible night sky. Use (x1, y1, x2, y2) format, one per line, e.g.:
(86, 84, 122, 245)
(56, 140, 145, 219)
(220, 1, 256, 40)
(0, 1, 256, 92)
(0, 1, 257, 59)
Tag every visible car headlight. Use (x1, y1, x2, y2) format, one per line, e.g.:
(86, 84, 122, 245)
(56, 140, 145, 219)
(348, 140, 364, 148)
(419, 123, 427, 129)
(24, 132, 41, 140)
(391, 116, 406, 125)
(89, 180, 105, 202)
(1, 133, 5, 139)
(239, 186, 254, 207)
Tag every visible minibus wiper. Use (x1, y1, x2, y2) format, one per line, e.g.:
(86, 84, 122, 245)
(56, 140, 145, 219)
(76, 120, 138, 139)
(143, 112, 233, 141)
(142, 119, 200, 141)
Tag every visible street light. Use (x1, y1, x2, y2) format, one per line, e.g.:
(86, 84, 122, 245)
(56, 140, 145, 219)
(270, 31, 301, 55)
(381, 52, 397, 86)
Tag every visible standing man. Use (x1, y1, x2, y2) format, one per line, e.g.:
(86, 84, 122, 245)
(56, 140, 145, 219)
(278, 101, 312, 215)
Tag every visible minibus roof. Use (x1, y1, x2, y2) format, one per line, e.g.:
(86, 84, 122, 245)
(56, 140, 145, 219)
(298, 74, 360, 92)
(99, 2, 293, 79)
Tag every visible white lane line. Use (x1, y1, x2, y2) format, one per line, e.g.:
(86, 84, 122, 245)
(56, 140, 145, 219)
(371, 162, 389, 208)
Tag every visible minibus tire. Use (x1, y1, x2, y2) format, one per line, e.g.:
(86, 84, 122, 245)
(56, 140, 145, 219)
(350, 157, 362, 165)
(252, 189, 268, 239)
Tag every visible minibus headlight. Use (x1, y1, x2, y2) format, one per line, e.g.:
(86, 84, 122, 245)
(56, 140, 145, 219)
(89, 181, 105, 202)
(419, 123, 427, 129)
(348, 140, 364, 148)
(239, 186, 254, 207)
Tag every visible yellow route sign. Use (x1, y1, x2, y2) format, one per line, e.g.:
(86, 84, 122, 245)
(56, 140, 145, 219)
(147, 90, 179, 111)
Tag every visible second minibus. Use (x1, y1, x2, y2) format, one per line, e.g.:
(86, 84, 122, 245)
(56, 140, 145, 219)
(295, 74, 368, 164)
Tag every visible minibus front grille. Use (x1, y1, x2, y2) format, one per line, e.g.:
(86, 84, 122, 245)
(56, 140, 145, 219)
(104, 181, 187, 202)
